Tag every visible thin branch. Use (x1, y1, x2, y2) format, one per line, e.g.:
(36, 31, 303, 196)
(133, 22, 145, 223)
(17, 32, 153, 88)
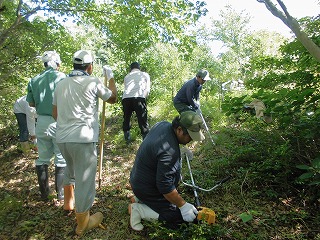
(23, 6, 44, 20)
(259, 0, 289, 26)
(277, 0, 292, 19)
(16, 0, 22, 16)
(40, 7, 113, 14)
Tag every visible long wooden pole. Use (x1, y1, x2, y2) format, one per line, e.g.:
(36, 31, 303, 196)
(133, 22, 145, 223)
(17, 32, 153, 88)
(98, 76, 107, 188)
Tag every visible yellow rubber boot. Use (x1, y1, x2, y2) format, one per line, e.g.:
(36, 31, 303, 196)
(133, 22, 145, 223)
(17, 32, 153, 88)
(75, 211, 89, 236)
(75, 211, 103, 236)
(63, 185, 74, 211)
(87, 212, 104, 230)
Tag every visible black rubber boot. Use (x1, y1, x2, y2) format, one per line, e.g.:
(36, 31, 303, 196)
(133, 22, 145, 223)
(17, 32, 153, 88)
(124, 131, 131, 144)
(36, 165, 49, 201)
(55, 166, 65, 201)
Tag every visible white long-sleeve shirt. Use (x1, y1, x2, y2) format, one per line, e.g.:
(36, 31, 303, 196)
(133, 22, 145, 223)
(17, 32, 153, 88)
(13, 95, 37, 136)
(122, 68, 150, 99)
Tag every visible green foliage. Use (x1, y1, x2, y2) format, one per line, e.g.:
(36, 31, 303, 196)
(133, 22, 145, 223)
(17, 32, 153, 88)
(1, 1, 320, 239)
(90, 0, 208, 64)
(0, 0, 212, 135)
(146, 221, 227, 240)
(0, 194, 23, 231)
(221, 17, 320, 189)
(0, 14, 81, 132)
(143, 43, 190, 102)
(296, 157, 320, 185)
(203, 5, 286, 84)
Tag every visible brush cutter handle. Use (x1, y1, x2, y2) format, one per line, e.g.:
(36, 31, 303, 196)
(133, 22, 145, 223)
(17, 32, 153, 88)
(199, 175, 232, 192)
(180, 155, 232, 192)
(181, 175, 232, 192)
(198, 110, 215, 146)
(217, 175, 232, 184)
(194, 197, 201, 207)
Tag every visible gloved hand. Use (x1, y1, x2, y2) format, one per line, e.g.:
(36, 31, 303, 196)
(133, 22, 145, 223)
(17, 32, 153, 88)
(179, 202, 198, 222)
(31, 136, 37, 144)
(31, 137, 38, 151)
(103, 65, 114, 81)
(180, 146, 193, 160)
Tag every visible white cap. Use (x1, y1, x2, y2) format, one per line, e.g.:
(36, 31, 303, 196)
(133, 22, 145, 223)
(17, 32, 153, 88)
(41, 51, 61, 63)
(73, 50, 94, 64)
(40, 51, 61, 69)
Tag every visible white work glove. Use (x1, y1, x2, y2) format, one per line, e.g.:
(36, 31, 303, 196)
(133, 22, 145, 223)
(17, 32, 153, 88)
(31, 137, 37, 145)
(179, 202, 198, 222)
(180, 146, 193, 160)
(103, 65, 114, 81)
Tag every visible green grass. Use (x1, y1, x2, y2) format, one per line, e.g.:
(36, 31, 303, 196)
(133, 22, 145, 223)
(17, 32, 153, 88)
(0, 107, 319, 239)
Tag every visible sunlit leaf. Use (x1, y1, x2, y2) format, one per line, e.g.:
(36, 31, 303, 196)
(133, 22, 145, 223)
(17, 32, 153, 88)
(239, 212, 253, 223)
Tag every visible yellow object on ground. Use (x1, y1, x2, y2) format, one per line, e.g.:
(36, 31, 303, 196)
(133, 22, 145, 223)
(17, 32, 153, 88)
(197, 207, 216, 224)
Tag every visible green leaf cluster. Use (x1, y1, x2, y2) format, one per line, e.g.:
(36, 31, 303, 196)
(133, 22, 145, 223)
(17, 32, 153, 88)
(296, 157, 320, 185)
(221, 17, 320, 187)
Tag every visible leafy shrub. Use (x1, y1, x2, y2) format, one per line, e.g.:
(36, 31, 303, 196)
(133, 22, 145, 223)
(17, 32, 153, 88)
(296, 157, 320, 186)
(146, 221, 227, 240)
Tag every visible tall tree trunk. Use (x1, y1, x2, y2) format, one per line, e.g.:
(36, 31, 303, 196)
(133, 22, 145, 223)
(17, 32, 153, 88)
(257, 0, 320, 62)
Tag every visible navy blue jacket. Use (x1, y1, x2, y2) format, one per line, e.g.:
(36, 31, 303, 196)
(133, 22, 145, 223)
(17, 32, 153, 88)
(130, 121, 181, 206)
(173, 77, 202, 110)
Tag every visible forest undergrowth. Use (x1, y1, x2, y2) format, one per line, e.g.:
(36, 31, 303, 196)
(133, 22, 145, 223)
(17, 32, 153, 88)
(0, 114, 319, 240)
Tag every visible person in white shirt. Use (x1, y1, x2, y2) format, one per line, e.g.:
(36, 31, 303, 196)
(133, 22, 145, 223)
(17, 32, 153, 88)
(13, 95, 37, 154)
(122, 62, 151, 143)
(53, 50, 117, 236)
